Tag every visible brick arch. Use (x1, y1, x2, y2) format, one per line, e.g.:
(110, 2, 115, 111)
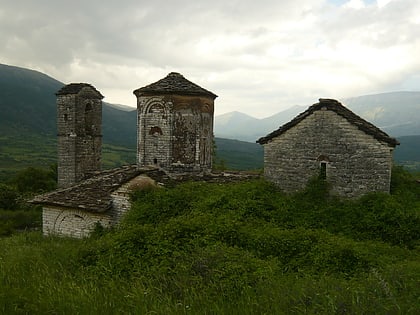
(144, 99, 168, 115)
(53, 209, 97, 238)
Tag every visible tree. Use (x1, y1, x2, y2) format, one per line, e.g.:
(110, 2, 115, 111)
(0, 183, 18, 210)
(12, 167, 56, 194)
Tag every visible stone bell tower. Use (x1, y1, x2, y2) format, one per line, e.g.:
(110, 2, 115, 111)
(133, 72, 217, 173)
(56, 83, 103, 188)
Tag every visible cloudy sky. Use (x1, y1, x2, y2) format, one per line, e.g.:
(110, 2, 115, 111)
(1, 0, 419, 117)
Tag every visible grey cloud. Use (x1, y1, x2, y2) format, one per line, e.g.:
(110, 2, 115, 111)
(0, 0, 419, 115)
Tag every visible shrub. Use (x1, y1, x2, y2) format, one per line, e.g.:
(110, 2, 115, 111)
(12, 167, 56, 194)
(0, 183, 18, 210)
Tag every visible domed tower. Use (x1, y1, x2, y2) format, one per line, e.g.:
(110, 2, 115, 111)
(56, 83, 103, 188)
(133, 72, 217, 173)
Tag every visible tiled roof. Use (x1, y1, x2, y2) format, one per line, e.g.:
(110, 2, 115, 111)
(133, 72, 217, 99)
(30, 165, 168, 213)
(257, 98, 399, 147)
(56, 83, 104, 98)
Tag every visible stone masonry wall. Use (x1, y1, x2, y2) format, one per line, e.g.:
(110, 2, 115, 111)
(137, 96, 173, 169)
(43, 206, 112, 238)
(57, 89, 102, 188)
(109, 175, 157, 224)
(263, 108, 394, 198)
(137, 94, 214, 173)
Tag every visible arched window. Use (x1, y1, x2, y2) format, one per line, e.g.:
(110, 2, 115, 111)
(149, 126, 163, 136)
(148, 104, 165, 114)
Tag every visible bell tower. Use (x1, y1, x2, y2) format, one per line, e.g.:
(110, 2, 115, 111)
(56, 83, 103, 188)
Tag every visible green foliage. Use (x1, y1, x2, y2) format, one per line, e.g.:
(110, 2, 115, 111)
(0, 183, 18, 210)
(12, 166, 56, 194)
(0, 175, 419, 313)
(0, 208, 41, 236)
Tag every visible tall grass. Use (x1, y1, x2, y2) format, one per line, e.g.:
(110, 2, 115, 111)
(0, 169, 419, 314)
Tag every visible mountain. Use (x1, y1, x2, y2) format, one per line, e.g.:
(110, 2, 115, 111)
(0, 64, 137, 147)
(393, 135, 420, 172)
(214, 137, 263, 170)
(215, 106, 306, 142)
(343, 92, 420, 137)
(0, 64, 61, 135)
(215, 92, 420, 142)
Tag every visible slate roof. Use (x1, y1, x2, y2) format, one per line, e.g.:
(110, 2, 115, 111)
(30, 165, 166, 213)
(257, 98, 399, 147)
(56, 83, 104, 98)
(133, 72, 217, 99)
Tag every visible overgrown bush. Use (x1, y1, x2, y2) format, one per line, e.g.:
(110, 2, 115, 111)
(0, 183, 18, 210)
(11, 166, 56, 194)
(0, 172, 419, 314)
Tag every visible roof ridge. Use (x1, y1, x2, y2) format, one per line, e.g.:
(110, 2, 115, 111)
(257, 99, 399, 146)
(133, 72, 217, 99)
(56, 83, 104, 98)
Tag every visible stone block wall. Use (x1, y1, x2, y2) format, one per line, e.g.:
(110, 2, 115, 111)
(136, 94, 214, 173)
(57, 89, 102, 188)
(43, 206, 112, 238)
(263, 109, 394, 198)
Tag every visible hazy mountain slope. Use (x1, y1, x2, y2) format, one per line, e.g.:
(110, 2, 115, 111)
(394, 135, 420, 171)
(215, 92, 420, 142)
(0, 64, 61, 135)
(0, 63, 137, 146)
(102, 103, 136, 147)
(214, 111, 260, 140)
(215, 137, 263, 170)
(215, 106, 306, 142)
(343, 92, 420, 137)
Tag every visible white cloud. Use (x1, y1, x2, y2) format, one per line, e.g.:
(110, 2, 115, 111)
(0, 0, 419, 117)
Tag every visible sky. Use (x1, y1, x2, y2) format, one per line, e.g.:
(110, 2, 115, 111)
(1, 0, 419, 118)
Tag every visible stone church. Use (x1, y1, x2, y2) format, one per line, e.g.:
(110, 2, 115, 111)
(32, 73, 217, 238)
(257, 98, 399, 198)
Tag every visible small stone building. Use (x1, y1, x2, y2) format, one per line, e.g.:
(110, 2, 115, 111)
(32, 165, 165, 238)
(133, 72, 217, 173)
(257, 99, 399, 198)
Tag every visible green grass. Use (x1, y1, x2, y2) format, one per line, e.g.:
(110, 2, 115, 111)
(0, 168, 419, 314)
(0, 134, 137, 181)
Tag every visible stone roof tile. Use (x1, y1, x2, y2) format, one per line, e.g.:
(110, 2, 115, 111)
(30, 165, 167, 213)
(257, 98, 399, 147)
(56, 83, 104, 98)
(133, 72, 217, 99)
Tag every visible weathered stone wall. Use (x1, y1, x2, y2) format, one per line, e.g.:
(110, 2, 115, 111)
(43, 206, 112, 238)
(109, 174, 157, 224)
(263, 108, 394, 198)
(136, 94, 214, 173)
(57, 88, 102, 188)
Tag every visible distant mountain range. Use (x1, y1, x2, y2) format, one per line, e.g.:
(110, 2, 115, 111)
(214, 92, 420, 142)
(0, 63, 419, 174)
